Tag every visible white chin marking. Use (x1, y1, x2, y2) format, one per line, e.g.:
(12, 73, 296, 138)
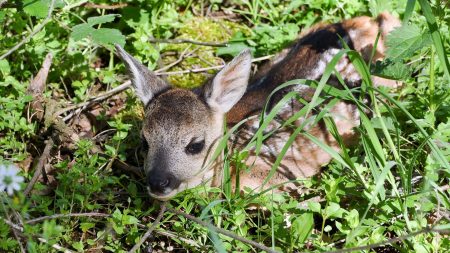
(145, 171, 214, 200)
(147, 187, 178, 201)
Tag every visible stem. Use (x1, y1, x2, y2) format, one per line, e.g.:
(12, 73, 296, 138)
(429, 47, 436, 115)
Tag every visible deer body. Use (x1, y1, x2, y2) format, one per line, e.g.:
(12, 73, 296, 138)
(116, 13, 400, 200)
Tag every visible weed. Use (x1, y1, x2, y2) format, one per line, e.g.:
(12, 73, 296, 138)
(0, 0, 449, 252)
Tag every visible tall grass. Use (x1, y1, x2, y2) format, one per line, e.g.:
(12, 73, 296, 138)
(202, 1, 450, 252)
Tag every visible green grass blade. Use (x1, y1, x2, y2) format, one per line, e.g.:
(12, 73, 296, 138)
(418, 0, 450, 80)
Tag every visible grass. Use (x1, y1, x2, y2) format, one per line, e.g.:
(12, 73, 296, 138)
(0, 0, 449, 252)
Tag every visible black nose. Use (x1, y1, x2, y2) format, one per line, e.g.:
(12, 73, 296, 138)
(147, 172, 181, 194)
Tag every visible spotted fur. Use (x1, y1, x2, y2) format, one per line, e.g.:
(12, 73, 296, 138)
(116, 12, 400, 200)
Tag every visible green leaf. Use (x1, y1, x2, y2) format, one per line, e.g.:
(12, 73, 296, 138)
(87, 14, 120, 26)
(70, 15, 124, 46)
(91, 28, 126, 47)
(386, 24, 432, 60)
(122, 214, 139, 225)
(435, 223, 450, 231)
(292, 213, 313, 243)
(372, 59, 412, 80)
(0, 59, 10, 76)
(418, 0, 450, 80)
(216, 43, 251, 57)
(346, 209, 359, 229)
(324, 202, 344, 219)
(0, 11, 6, 22)
(23, 0, 49, 18)
(71, 24, 95, 41)
(112, 209, 122, 220)
(370, 226, 386, 243)
(307, 202, 321, 213)
(80, 222, 95, 233)
(72, 241, 84, 252)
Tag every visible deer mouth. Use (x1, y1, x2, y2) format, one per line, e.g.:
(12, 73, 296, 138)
(147, 186, 179, 201)
(146, 168, 216, 200)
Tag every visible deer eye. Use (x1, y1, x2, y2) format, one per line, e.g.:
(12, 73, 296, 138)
(185, 139, 205, 155)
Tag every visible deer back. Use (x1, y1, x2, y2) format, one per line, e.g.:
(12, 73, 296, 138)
(227, 12, 400, 193)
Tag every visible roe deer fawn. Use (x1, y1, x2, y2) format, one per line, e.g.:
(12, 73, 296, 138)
(116, 12, 400, 200)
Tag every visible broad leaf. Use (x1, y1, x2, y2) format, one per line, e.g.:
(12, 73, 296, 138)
(0, 59, 10, 76)
(292, 213, 314, 244)
(91, 28, 126, 47)
(70, 15, 125, 46)
(23, 0, 49, 18)
(87, 14, 120, 26)
(23, 0, 65, 18)
(386, 24, 432, 60)
(216, 42, 251, 57)
(372, 59, 412, 80)
(71, 24, 95, 41)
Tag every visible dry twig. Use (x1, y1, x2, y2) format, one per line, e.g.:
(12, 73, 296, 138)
(112, 158, 143, 178)
(26, 212, 111, 225)
(0, 0, 8, 9)
(149, 38, 228, 47)
(156, 55, 273, 75)
(57, 81, 132, 121)
(152, 228, 201, 248)
(154, 45, 197, 73)
(128, 203, 167, 253)
(322, 226, 449, 253)
(0, 0, 56, 60)
(27, 53, 53, 122)
(167, 206, 279, 253)
(0, 217, 75, 253)
(84, 2, 128, 9)
(56, 54, 273, 120)
(24, 138, 54, 196)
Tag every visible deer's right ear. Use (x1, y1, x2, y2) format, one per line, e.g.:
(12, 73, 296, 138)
(203, 49, 252, 113)
(115, 44, 170, 105)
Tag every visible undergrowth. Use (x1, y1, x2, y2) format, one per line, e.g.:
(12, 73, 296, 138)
(0, 0, 449, 252)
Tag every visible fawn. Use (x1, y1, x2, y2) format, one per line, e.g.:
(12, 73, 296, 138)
(116, 12, 400, 200)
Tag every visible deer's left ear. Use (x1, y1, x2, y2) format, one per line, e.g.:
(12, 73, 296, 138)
(115, 44, 170, 106)
(203, 49, 252, 113)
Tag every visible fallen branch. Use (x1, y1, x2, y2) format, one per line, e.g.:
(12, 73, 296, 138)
(56, 54, 273, 120)
(157, 55, 273, 75)
(62, 0, 88, 11)
(84, 2, 128, 9)
(154, 45, 197, 73)
(112, 158, 143, 178)
(0, 217, 75, 253)
(167, 206, 279, 253)
(12, 227, 26, 253)
(149, 38, 228, 47)
(55, 80, 132, 121)
(24, 138, 54, 196)
(26, 212, 111, 225)
(27, 52, 53, 122)
(0, 0, 56, 60)
(37, 238, 75, 253)
(0, 0, 8, 9)
(322, 226, 449, 253)
(152, 228, 200, 248)
(128, 202, 167, 253)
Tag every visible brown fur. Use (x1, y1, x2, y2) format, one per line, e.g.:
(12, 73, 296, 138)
(224, 12, 400, 193)
(116, 13, 401, 199)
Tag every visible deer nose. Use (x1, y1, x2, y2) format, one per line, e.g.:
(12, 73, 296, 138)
(147, 172, 181, 195)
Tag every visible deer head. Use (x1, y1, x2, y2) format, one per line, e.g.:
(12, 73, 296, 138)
(115, 45, 252, 200)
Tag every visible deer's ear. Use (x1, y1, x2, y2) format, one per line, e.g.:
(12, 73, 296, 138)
(203, 49, 252, 113)
(115, 44, 170, 105)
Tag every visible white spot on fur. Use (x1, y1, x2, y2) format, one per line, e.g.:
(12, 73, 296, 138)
(308, 48, 340, 80)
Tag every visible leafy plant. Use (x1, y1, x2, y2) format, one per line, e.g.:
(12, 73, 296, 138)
(70, 14, 125, 47)
(0, 0, 449, 252)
